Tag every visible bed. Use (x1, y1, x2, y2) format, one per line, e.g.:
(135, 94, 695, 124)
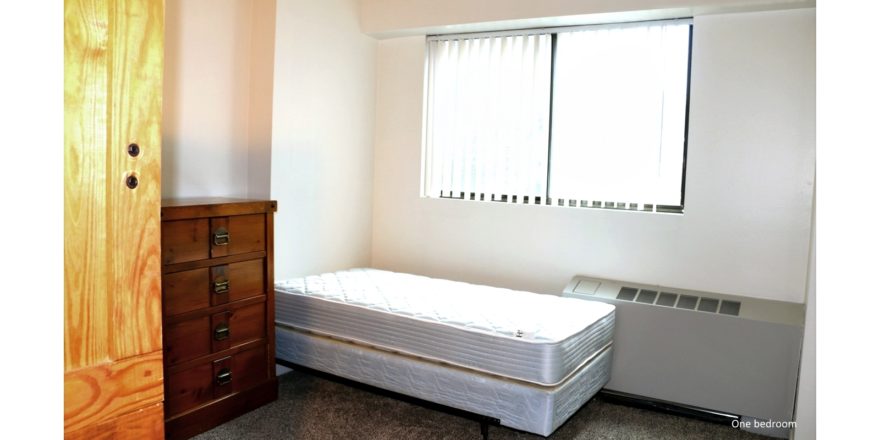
(275, 268, 615, 437)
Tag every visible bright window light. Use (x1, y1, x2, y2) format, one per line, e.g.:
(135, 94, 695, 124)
(550, 22, 691, 206)
(422, 20, 692, 212)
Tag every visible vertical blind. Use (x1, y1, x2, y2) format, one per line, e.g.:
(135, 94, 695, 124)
(423, 33, 552, 200)
(423, 20, 692, 209)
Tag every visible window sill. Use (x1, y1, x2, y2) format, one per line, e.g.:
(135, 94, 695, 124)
(426, 194, 684, 215)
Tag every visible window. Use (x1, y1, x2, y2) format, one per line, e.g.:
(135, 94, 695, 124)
(422, 20, 693, 212)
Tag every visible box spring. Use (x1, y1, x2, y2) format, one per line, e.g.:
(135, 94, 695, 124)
(276, 325, 612, 436)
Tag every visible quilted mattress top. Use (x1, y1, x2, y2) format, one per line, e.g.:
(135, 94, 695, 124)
(275, 268, 614, 344)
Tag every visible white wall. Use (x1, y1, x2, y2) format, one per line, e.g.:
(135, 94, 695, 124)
(247, 0, 277, 199)
(271, 0, 377, 281)
(163, 0, 275, 199)
(360, 0, 815, 37)
(371, 9, 815, 303)
(793, 188, 816, 439)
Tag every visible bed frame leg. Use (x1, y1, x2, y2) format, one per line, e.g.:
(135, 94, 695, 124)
(480, 419, 489, 440)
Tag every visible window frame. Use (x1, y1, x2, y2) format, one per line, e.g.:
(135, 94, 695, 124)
(423, 19, 695, 214)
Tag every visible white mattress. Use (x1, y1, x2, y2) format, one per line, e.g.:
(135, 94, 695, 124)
(276, 325, 612, 436)
(275, 268, 615, 385)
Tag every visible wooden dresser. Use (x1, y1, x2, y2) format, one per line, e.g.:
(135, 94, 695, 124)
(160, 198, 278, 439)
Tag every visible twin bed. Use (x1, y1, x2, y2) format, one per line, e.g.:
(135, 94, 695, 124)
(274, 268, 615, 437)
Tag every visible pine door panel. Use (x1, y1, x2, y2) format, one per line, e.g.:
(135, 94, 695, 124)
(65, 0, 165, 437)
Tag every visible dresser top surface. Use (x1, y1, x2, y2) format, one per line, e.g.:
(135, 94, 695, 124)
(161, 198, 277, 220)
(162, 197, 275, 207)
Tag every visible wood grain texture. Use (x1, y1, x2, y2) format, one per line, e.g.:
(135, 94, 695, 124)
(264, 208, 277, 379)
(164, 379, 278, 440)
(65, 0, 164, 370)
(228, 258, 266, 301)
(165, 316, 212, 365)
(65, 0, 111, 372)
(166, 362, 214, 415)
(65, 402, 164, 440)
(164, 295, 266, 327)
(64, 350, 165, 432)
(161, 198, 277, 220)
(162, 267, 210, 316)
(227, 302, 267, 347)
(227, 214, 266, 256)
(167, 339, 266, 375)
(65, 0, 165, 437)
(105, 0, 165, 361)
(162, 250, 266, 275)
(162, 218, 210, 265)
(165, 345, 270, 417)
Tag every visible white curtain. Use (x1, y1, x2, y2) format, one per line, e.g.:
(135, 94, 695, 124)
(423, 33, 552, 200)
(549, 22, 691, 206)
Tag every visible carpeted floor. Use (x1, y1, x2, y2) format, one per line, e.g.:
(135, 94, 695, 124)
(193, 369, 773, 440)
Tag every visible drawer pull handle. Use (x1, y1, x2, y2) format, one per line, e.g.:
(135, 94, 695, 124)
(213, 228, 230, 246)
(213, 280, 229, 294)
(216, 368, 232, 386)
(214, 324, 230, 341)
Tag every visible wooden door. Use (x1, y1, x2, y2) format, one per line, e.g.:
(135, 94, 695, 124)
(64, 0, 165, 438)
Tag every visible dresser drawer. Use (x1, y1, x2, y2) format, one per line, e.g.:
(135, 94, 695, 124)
(162, 214, 266, 265)
(164, 302, 266, 365)
(211, 258, 266, 306)
(163, 258, 265, 316)
(164, 315, 211, 366)
(209, 214, 266, 259)
(214, 302, 267, 351)
(165, 345, 268, 416)
(162, 218, 210, 265)
(163, 267, 210, 316)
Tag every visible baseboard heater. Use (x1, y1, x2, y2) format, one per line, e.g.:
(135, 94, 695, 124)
(563, 276, 804, 438)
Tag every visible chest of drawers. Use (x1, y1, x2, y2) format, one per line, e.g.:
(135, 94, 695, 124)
(161, 198, 278, 439)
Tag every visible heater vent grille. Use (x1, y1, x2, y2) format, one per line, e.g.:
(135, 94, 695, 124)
(616, 287, 740, 317)
(719, 300, 741, 316)
(635, 290, 657, 304)
(656, 292, 678, 307)
(677, 295, 698, 310)
(617, 287, 638, 301)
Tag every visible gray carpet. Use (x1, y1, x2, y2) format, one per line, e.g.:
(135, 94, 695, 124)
(193, 370, 773, 440)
